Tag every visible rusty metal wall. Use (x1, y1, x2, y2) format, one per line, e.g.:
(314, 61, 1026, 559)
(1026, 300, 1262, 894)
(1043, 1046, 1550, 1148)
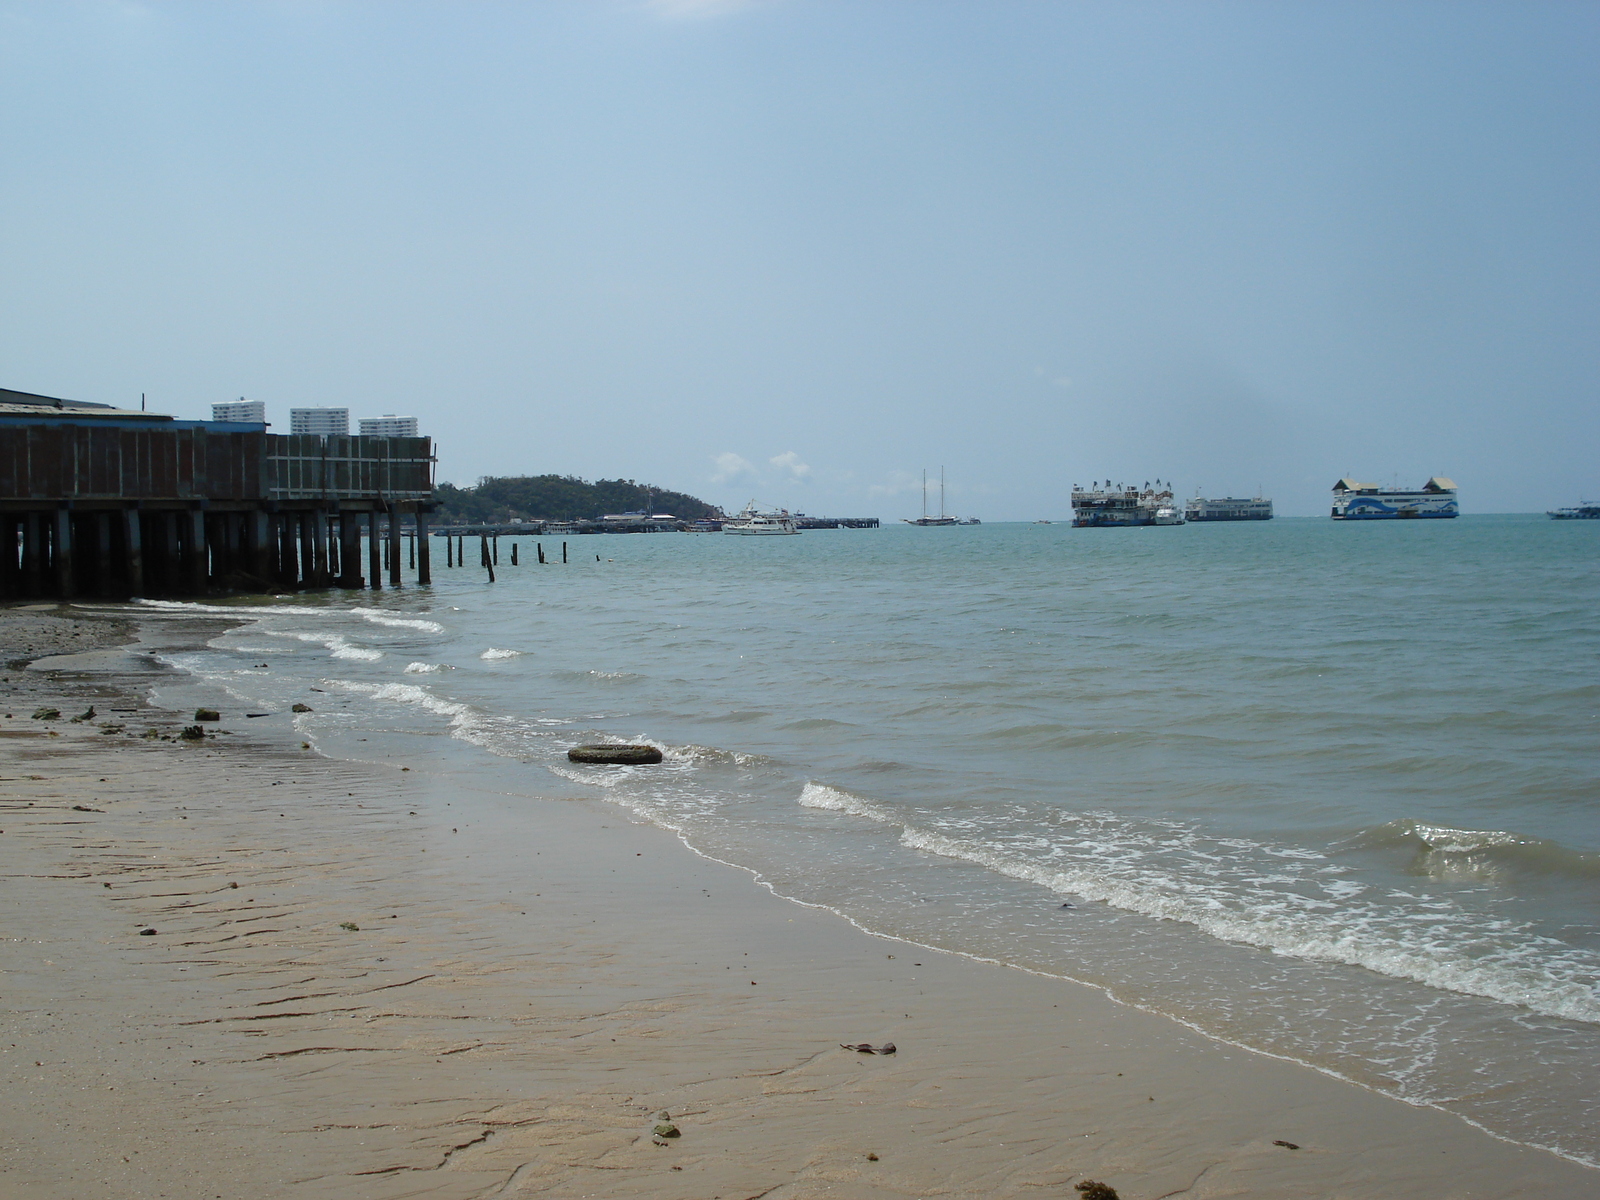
(0, 425, 431, 502)
(0, 425, 264, 501)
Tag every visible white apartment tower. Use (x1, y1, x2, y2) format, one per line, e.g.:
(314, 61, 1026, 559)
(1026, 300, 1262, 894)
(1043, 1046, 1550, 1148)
(358, 414, 419, 437)
(289, 407, 350, 436)
(212, 398, 266, 423)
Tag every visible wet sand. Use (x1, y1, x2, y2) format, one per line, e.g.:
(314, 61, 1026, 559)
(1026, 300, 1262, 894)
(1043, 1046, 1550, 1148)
(2, 635, 1596, 1198)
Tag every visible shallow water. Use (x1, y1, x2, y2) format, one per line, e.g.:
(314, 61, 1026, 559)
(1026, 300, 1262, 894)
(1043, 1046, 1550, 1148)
(134, 514, 1599, 1165)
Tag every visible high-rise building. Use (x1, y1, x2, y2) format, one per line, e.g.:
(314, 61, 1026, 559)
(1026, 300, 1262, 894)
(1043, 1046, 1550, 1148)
(290, 407, 349, 436)
(358, 414, 419, 437)
(212, 398, 265, 423)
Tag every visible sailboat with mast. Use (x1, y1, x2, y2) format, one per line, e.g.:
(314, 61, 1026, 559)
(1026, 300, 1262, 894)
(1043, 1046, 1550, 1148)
(903, 468, 959, 526)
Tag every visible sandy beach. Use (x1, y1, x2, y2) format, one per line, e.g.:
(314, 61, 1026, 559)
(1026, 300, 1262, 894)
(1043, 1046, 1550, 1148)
(1, 607, 1595, 1199)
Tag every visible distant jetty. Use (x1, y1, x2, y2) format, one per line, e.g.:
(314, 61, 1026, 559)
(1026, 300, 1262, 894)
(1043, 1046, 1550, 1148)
(435, 514, 879, 537)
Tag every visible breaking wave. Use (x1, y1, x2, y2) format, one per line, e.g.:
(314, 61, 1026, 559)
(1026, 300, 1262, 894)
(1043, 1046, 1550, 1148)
(1339, 820, 1600, 882)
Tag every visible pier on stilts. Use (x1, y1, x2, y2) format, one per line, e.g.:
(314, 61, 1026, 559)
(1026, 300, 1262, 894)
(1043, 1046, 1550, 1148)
(0, 388, 435, 599)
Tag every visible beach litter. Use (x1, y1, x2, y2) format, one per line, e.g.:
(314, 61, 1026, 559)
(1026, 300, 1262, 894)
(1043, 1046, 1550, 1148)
(137, 928, 157, 936)
(1273, 1139, 1300, 1150)
(178, 725, 206, 741)
(567, 744, 663, 765)
(339, 922, 360, 931)
(69, 706, 95, 722)
(31, 707, 60, 720)
(1075, 1183, 1120, 1200)
(291, 703, 313, 713)
(194, 708, 220, 722)
(840, 1042, 896, 1054)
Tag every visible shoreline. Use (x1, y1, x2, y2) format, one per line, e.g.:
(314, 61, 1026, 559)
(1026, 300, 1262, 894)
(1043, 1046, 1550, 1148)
(2, 612, 1597, 1197)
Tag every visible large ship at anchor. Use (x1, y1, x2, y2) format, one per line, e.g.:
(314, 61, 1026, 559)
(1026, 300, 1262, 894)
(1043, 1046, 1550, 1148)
(1331, 477, 1458, 520)
(1185, 493, 1273, 522)
(1070, 480, 1184, 527)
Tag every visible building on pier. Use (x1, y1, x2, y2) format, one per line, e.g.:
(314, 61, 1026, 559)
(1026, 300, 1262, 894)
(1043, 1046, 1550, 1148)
(0, 387, 435, 599)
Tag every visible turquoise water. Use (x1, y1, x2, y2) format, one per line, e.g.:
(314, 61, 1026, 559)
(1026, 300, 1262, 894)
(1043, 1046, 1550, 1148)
(141, 514, 1600, 1165)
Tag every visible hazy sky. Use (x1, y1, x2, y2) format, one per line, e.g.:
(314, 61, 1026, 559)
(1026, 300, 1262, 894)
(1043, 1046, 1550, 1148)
(3, 1, 1596, 518)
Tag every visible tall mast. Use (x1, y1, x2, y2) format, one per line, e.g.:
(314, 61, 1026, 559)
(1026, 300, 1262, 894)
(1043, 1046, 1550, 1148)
(940, 467, 946, 519)
(922, 470, 928, 519)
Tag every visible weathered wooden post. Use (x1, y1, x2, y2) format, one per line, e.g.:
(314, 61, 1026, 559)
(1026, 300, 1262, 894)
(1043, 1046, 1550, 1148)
(562, 541, 568, 564)
(22, 513, 42, 597)
(339, 512, 364, 588)
(408, 524, 415, 570)
(493, 534, 499, 566)
(312, 511, 331, 586)
(93, 513, 114, 597)
(51, 508, 74, 597)
(511, 543, 518, 566)
(388, 506, 402, 588)
(415, 509, 431, 585)
(367, 510, 382, 590)
(247, 510, 271, 586)
(187, 508, 208, 594)
(445, 531, 453, 567)
(123, 508, 144, 596)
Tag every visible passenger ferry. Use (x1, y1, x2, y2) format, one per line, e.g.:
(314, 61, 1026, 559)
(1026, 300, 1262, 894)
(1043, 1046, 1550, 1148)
(1548, 501, 1599, 520)
(1185, 494, 1273, 522)
(1331, 477, 1458, 520)
(1071, 480, 1184, 527)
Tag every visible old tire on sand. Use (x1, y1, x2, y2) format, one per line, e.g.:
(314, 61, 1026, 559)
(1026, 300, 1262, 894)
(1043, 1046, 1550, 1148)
(567, 744, 664, 765)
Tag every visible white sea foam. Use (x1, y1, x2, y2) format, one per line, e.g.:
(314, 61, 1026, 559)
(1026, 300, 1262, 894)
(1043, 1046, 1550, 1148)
(333, 679, 468, 716)
(481, 648, 523, 660)
(350, 608, 445, 634)
(797, 782, 899, 823)
(403, 662, 444, 674)
(894, 825, 1600, 1025)
(266, 631, 382, 661)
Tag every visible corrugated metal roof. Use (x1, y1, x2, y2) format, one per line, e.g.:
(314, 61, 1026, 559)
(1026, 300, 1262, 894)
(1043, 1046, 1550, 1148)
(1425, 476, 1458, 491)
(1333, 477, 1376, 491)
(0, 386, 170, 421)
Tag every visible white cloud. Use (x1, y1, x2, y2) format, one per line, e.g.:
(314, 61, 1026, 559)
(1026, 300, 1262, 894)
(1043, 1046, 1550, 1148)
(867, 470, 923, 499)
(711, 452, 755, 483)
(769, 450, 811, 480)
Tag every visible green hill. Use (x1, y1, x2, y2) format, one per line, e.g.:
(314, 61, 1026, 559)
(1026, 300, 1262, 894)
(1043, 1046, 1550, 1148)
(432, 475, 720, 523)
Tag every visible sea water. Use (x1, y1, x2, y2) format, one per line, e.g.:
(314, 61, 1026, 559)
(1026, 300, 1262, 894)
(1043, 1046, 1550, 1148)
(133, 515, 1599, 1165)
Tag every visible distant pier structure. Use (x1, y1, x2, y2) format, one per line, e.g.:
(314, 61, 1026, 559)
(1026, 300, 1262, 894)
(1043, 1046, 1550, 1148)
(0, 388, 435, 599)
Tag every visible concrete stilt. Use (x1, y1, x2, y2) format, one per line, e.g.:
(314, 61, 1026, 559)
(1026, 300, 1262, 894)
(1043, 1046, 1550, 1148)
(416, 510, 431, 584)
(388, 507, 402, 588)
(368, 510, 382, 590)
(53, 508, 75, 598)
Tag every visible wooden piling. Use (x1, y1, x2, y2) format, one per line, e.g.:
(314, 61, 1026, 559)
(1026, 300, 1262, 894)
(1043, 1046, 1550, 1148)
(492, 534, 499, 566)
(415, 510, 431, 584)
(388, 507, 402, 588)
(562, 541, 568, 564)
(368, 510, 382, 590)
(511, 543, 518, 566)
(339, 512, 364, 588)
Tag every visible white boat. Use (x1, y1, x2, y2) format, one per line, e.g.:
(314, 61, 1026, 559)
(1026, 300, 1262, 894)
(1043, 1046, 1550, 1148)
(1071, 479, 1185, 527)
(903, 468, 961, 526)
(722, 501, 799, 536)
(1185, 494, 1274, 522)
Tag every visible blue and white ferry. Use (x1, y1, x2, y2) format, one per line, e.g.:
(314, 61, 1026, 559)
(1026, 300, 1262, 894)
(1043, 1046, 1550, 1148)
(1331, 477, 1458, 520)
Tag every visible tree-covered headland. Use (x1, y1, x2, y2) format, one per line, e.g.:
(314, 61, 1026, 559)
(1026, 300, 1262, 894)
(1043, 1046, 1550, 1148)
(432, 475, 721, 524)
